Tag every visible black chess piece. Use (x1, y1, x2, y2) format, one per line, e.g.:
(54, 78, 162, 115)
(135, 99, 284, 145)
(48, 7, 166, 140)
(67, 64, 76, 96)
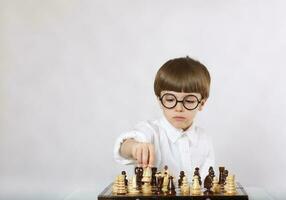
(194, 167, 202, 185)
(178, 171, 185, 188)
(218, 167, 225, 184)
(204, 174, 213, 195)
(136, 167, 144, 188)
(151, 167, 157, 193)
(209, 166, 215, 180)
(167, 176, 176, 195)
(222, 169, 228, 185)
(151, 167, 157, 186)
(156, 173, 164, 195)
(135, 166, 139, 175)
(121, 171, 128, 186)
(220, 168, 228, 193)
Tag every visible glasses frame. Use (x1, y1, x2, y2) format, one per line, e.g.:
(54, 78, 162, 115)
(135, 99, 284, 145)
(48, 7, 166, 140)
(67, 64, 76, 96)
(159, 93, 202, 110)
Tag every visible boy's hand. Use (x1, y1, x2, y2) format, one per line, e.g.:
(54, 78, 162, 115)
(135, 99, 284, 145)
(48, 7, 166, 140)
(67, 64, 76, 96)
(131, 142, 155, 167)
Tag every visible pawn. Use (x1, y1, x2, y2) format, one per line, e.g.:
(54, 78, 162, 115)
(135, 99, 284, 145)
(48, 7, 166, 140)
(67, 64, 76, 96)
(121, 171, 128, 186)
(167, 176, 176, 195)
(191, 175, 202, 195)
(211, 177, 220, 193)
(193, 167, 202, 185)
(180, 176, 190, 195)
(178, 171, 185, 188)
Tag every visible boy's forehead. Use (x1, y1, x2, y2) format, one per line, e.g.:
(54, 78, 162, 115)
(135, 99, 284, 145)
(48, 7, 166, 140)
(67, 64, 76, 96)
(161, 90, 201, 97)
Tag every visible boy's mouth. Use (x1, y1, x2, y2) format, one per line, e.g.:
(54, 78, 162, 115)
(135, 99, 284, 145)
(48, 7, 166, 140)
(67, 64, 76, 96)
(173, 116, 186, 121)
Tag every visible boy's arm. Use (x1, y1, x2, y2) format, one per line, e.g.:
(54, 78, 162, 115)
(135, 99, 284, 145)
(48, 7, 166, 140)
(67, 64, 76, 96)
(114, 120, 157, 166)
(120, 138, 155, 167)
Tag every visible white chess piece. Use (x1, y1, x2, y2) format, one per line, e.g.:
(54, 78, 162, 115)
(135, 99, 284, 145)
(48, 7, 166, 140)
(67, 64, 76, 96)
(191, 175, 201, 195)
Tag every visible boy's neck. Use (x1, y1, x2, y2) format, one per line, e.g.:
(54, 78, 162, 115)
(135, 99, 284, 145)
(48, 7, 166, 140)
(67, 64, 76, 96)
(162, 116, 194, 133)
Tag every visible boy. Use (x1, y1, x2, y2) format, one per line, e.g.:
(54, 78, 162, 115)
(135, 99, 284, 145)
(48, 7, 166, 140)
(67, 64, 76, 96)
(114, 56, 214, 179)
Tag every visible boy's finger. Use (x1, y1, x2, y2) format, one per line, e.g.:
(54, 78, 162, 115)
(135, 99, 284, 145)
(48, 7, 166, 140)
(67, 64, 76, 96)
(148, 144, 155, 166)
(142, 145, 149, 167)
(131, 145, 137, 159)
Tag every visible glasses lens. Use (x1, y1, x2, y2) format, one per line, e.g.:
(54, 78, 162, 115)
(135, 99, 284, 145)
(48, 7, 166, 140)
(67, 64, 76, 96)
(183, 95, 199, 110)
(161, 94, 176, 108)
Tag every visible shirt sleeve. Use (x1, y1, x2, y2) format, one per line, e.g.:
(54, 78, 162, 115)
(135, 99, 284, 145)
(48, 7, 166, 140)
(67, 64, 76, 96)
(113, 121, 155, 165)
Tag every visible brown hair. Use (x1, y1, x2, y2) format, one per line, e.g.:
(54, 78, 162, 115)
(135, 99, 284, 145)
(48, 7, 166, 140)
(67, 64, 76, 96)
(154, 56, 211, 99)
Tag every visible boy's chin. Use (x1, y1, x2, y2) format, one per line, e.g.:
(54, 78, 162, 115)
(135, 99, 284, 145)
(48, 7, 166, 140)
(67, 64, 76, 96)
(171, 122, 191, 130)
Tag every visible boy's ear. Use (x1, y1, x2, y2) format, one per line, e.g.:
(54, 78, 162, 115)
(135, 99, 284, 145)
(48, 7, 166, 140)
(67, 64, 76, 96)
(157, 97, 163, 109)
(198, 99, 207, 111)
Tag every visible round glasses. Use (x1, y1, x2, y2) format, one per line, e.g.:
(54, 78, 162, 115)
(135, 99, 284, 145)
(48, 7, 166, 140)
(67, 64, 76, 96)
(159, 93, 201, 110)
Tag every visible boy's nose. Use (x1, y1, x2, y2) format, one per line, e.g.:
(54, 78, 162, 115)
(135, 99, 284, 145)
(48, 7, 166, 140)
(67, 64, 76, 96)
(175, 102, 184, 112)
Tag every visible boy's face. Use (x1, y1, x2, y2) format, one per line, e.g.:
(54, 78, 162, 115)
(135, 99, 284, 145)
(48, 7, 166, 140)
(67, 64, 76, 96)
(159, 91, 206, 131)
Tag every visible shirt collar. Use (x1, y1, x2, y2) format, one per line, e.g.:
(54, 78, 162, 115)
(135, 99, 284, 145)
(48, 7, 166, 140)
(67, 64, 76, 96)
(160, 116, 198, 146)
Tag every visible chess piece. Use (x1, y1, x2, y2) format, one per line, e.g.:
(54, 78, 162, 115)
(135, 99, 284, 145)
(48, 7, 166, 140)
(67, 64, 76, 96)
(142, 167, 152, 182)
(218, 167, 225, 184)
(222, 169, 229, 184)
(220, 169, 228, 193)
(151, 167, 157, 192)
(225, 175, 237, 194)
(156, 172, 164, 195)
(135, 166, 139, 174)
(178, 171, 185, 188)
(128, 175, 140, 195)
(142, 167, 152, 194)
(167, 176, 176, 195)
(180, 176, 190, 195)
(162, 172, 169, 193)
(142, 182, 152, 194)
(112, 176, 119, 194)
(121, 171, 128, 186)
(194, 167, 202, 185)
(136, 167, 144, 189)
(203, 173, 213, 194)
(151, 167, 157, 185)
(191, 175, 201, 195)
(209, 166, 215, 180)
(117, 174, 127, 195)
(162, 165, 170, 175)
(211, 177, 220, 193)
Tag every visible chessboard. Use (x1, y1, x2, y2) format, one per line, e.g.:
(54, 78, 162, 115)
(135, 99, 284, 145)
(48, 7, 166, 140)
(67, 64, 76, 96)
(98, 166, 249, 200)
(98, 182, 248, 200)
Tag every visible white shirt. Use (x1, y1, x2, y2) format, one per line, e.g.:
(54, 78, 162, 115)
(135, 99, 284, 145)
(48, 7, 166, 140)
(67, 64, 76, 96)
(113, 116, 215, 179)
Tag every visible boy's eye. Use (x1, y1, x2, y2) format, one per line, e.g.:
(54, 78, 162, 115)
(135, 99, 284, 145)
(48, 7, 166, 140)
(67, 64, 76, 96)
(166, 98, 175, 102)
(185, 100, 196, 104)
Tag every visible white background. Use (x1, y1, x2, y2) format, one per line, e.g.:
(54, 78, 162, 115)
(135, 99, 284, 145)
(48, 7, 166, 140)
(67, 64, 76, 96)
(1, 0, 286, 199)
